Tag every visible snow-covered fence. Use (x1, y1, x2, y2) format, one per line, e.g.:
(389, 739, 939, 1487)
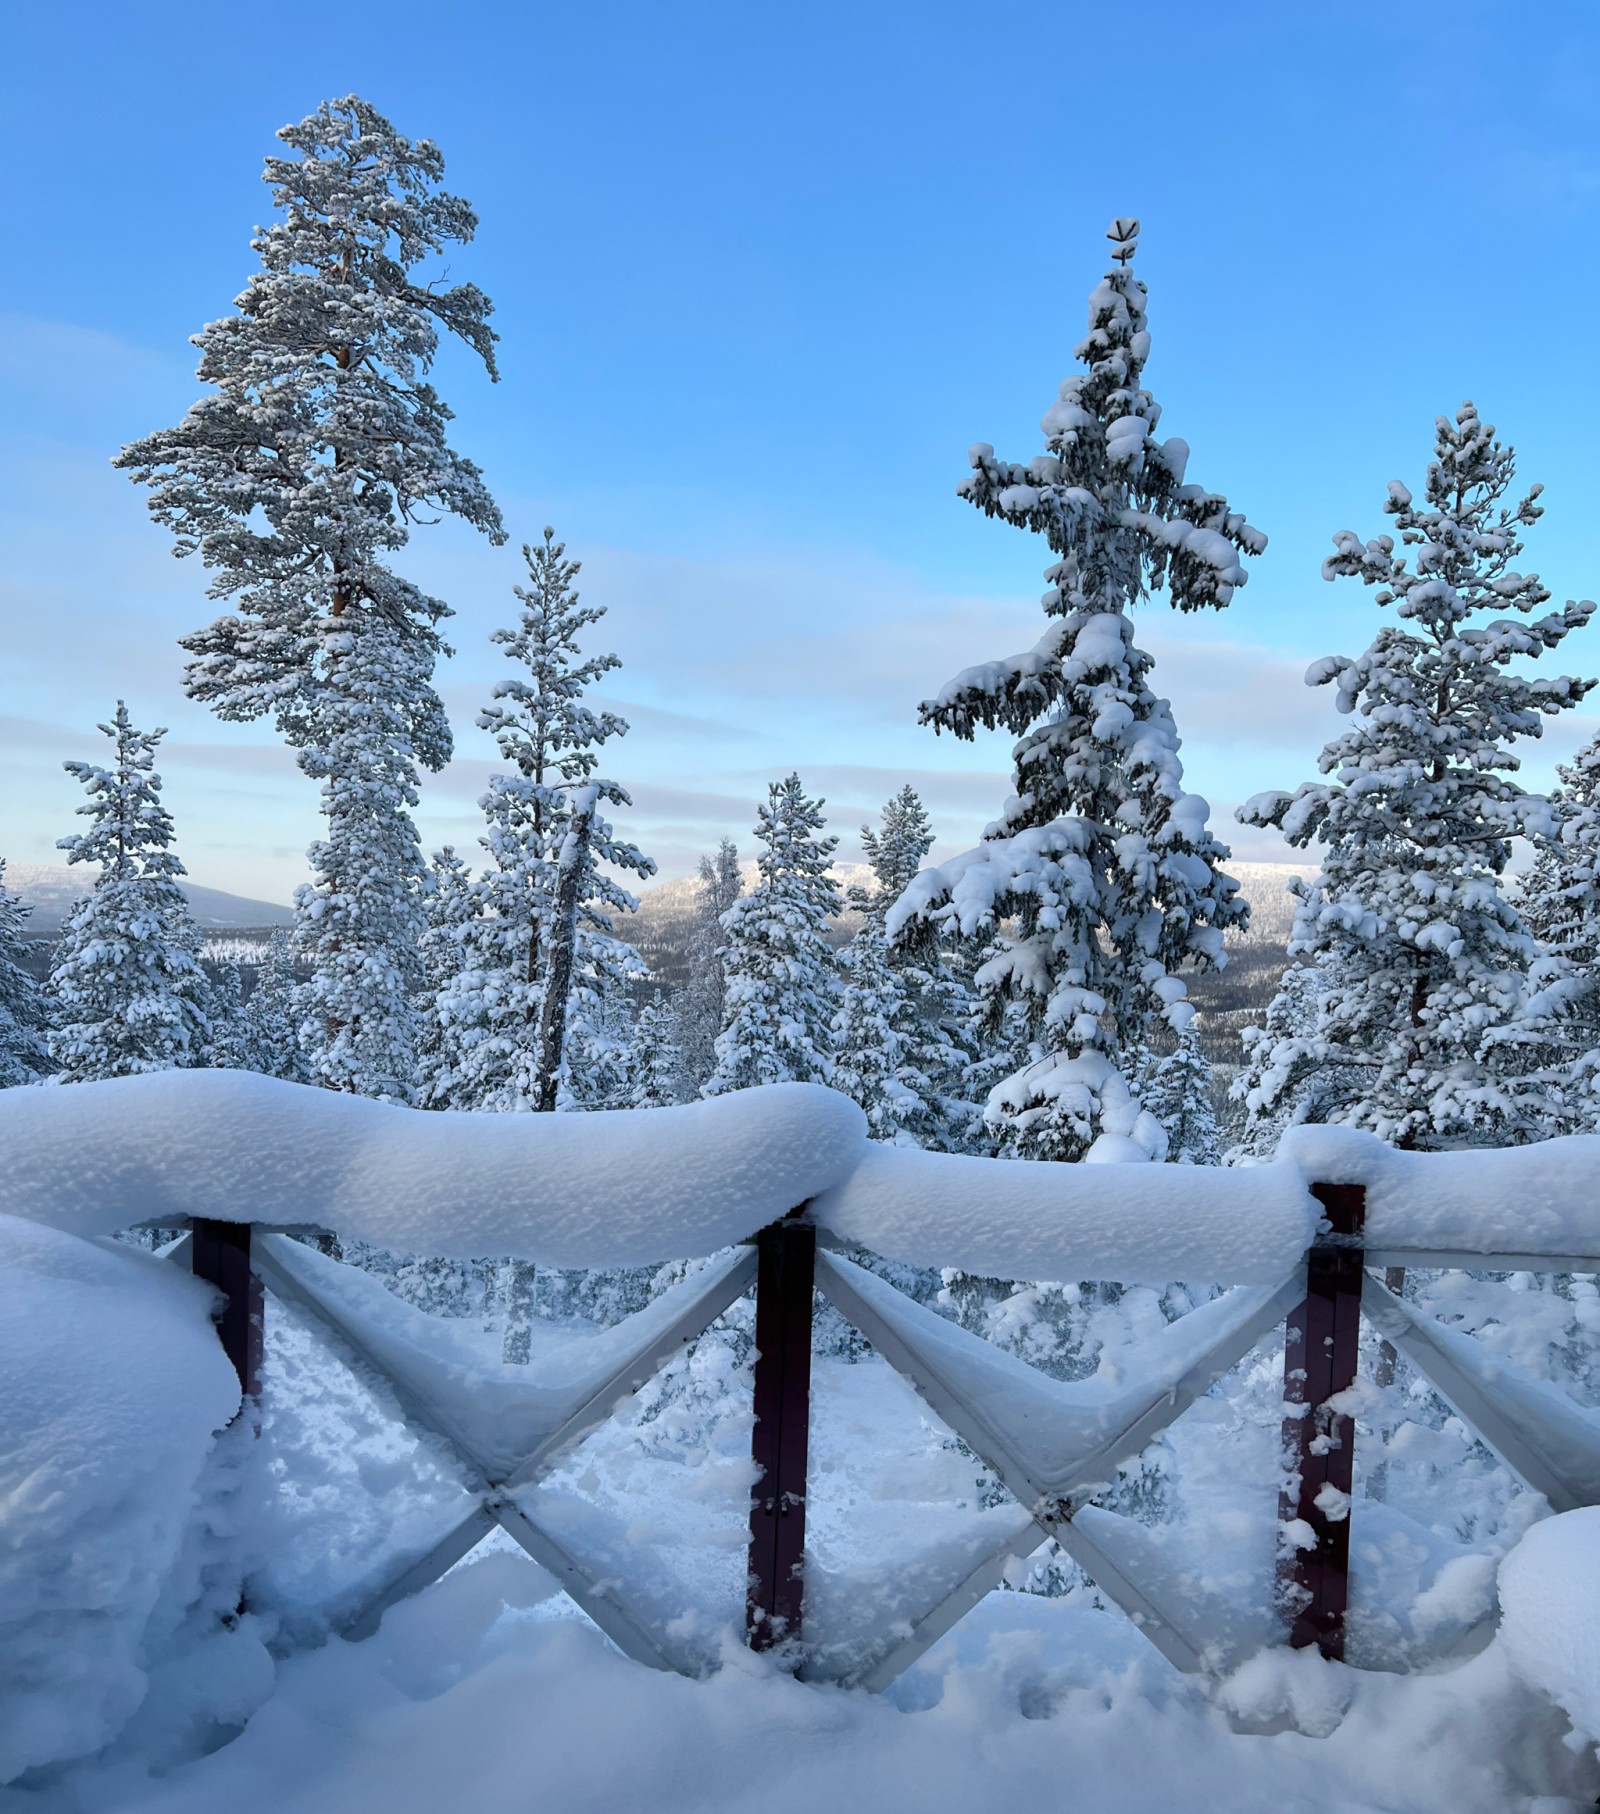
(3, 1071, 1599, 1696)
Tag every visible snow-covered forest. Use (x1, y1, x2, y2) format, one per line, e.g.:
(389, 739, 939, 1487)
(5, 83, 1600, 1814)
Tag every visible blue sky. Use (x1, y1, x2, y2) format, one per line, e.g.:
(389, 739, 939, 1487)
(3, 0, 1599, 900)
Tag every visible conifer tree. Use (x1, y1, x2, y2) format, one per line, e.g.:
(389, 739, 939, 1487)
(832, 916, 939, 1144)
(205, 964, 263, 1071)
(672, 840, 743, 1094)
(862, 785, 936, 907)
(831, 789, 983, 1150)
(705, 776, 840, 1093)
(1137, 1020, 1220, 1165)
(897, 219, 1259, 1161)
(245, 931, 312, 1084)
(438, 531, 654, 1113)
(1227, 960, 1344, 1159)
(1516, 733, 1600, 1127)
(48, 706, 211, 1081)
(116, 96, 504, 1099)
(415, 848, 481, 1109)
(1241, 404, 1594, 1147)
(0, 860, 52, 1087)
(630, 991, 683, 1108)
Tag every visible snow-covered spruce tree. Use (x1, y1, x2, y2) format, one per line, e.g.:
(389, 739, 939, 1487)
(630, 991, 682, 1108)
(829, 788, 981, 1150)
(832, 914, 939, 1145)
(116, 96, 504, 1100)
(705, 775, 841, 1093)
(1227, 959, 1339, 1159)
(439, 531, 655, 1115)
(415, 847, 481, 1109)
(0, 860, 52, 1086)
(1241, 403, 1594, 1148)
(244, 930, 312, 1083)
(1137, 1020, 1219, 1164)
(205, 964, 263, 1071)
(1518, 733, 1600, 1127)
(48, 705, 212, 1081)
(895, 219, 1259, 1162)
(671, 839, 743, 1095)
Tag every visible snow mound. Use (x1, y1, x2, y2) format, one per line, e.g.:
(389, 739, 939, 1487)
(814, 1144, 1318, 1284)
(1278, 1124, 1600, 1257)
(1499, 1507, 1600, 1749)
(0, 1214, 239, 1783)
(0, 1071, 867, 1265)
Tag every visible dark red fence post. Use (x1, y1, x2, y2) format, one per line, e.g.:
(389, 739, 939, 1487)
(747, 1215, 815, 1652)
(192, 1219, 263, 1412)
(1280, 1182, 1366, 1659)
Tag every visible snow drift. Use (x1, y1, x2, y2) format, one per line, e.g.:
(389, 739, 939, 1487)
(0, 1214, 240, 1781)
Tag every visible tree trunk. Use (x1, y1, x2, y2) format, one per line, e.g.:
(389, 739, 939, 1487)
(534, 787, 599, 1114)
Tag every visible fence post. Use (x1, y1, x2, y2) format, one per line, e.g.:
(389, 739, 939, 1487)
(747, 1214, 815, 1653)
(192, 1219, 263, 1413)
(1280, 1181, 1366, 1660)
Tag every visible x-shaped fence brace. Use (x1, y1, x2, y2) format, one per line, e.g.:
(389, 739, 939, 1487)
(175, 1189, 1600, 1692)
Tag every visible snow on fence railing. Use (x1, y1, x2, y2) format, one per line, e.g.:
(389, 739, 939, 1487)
(2, 1070, 1599, 1699)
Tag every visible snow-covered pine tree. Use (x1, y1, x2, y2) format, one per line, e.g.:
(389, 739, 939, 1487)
(415, 847, 481, 1109)
(832, 914, 938, 1145)
(439, 531, 655, 1114)
(48, 705, 212, 1082)
(245, 930, 312, 1084)
(0, 860, 52, 1086)
(895, 219, 1259, 1162)
(1517, 733, 1600, 1126)
(1241, 403, 1594, 1148)
(827, 788, 981, 1149)
(116, 96, 504, 1100)
(705, 775, 840, 1093)
(629, 991, 682, 1108)
(862, 785, 937, 906)
(1226, 959, 1340, 1159)
(1137, 1019, 1220, 1164)
(672, 840, 743, 1095)
(205, 964, 263, 1071)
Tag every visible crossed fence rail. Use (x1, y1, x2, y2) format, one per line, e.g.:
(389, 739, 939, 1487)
(173, 1186, 1600, 1692)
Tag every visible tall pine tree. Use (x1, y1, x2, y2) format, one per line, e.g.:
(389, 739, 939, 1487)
(116, 96, 504, 1100)
(437, 531, 654, 1113)
(896, 220, 1259, 1160)
(705, 775, 840, 1093)
(1241, 404, 1594, 1147)
(48, 705, 212, 1082)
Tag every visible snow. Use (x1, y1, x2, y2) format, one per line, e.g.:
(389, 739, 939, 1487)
(22, 1556, 1596, 1813)
(7, 1072, 1597, 1281)
(1278, 1123, 1600, 1257)
(1499, 1507, 1600, 1752)
(814, 1145, 1318, 1284)
(0, 1070, 867, 1265)
(0, 1213, 239, 1782)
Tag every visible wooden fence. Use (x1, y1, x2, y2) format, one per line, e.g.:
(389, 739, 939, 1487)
(180, 1192, 1600, 1689)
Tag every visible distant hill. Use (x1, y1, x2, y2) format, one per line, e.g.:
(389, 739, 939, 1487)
(4, 863, 294, 933)
(622, 858, 1315, 989)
